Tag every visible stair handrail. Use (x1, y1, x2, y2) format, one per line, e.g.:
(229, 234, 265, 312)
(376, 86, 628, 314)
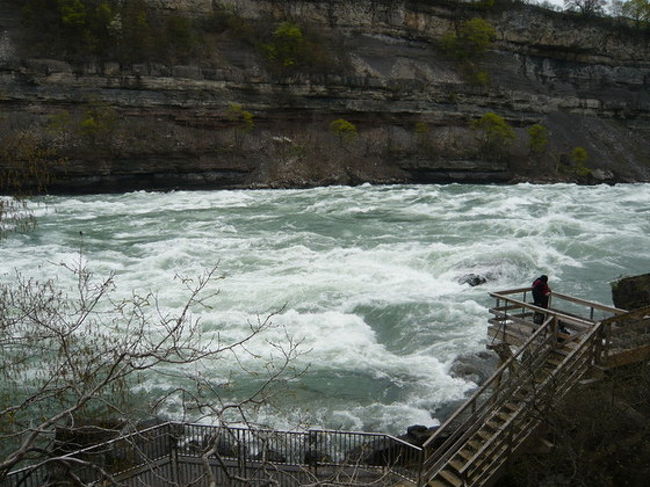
(420, 289, 617, 484)
(422, 299, 565, 452)
(419, 315, 555, 482)
(451, 320, 604, 485)
(468, 319, 606, 484)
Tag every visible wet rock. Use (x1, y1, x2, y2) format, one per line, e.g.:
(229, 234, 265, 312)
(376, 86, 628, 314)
(450, 351, 499, 386)
(182, 434, 241, 458)
(611, 273, 650, 310)
(304, 449, 332, 465)
(458, 271, 500, 287)
(345, 424, 445, 467)
(255, 449, 287, 463)
(459, 273, 488, 287)
(345, 437, 401, 466)
(402, 424, 437, 446)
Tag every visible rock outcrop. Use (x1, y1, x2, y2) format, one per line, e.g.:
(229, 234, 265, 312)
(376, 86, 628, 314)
(1, 0, 649, 193)
(611, 273, 650, 310)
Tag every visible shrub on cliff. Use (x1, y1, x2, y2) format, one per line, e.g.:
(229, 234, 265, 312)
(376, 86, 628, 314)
(471, 112, 515, 159)
(21, 0, 201, 64)
(78, 99, 118, 149)
(226, 103, 255, 146)
(261, 21, 337, 74)
(22, 0, 116, 60)
(569, 146, 592, 176)
(330, 118, 358, 146)
(442, 17, 496, 61)
(527, 124, 550, 154)
(226, 103, 255, 133)
(263, 22, 306, 68)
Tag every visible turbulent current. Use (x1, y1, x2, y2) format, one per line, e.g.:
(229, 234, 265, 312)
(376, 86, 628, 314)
(2, 183, 649, 435)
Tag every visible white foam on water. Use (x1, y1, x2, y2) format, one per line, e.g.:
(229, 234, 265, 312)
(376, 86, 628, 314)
(2, 183, 650, 434)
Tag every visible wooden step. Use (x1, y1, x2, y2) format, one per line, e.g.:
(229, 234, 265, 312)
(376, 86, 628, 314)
(463, 442, 509, 484)
(427, 480, 451, 487)
(503, 401, 521, 412)
(449, 458, 465, 472)
(438, 468, 463, 487)
(467, 439, 483, 452)
(495, 411, 513, 422)
(552, 347, 573, 358)
(456, 447, 474, 461)
(476, 428, 494, 441)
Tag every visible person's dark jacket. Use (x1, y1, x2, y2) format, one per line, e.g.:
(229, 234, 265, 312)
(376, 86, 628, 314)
(532, 275, 551, 308)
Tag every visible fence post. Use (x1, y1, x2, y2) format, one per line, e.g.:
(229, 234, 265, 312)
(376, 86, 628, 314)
(238, 428, 246, 482)
(313, 430, 319, 478)
(169, 423, 180, 487)
(416, 447, 424, 487)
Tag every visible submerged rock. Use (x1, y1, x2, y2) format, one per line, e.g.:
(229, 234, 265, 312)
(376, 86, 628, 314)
(459, 273, 488, 287)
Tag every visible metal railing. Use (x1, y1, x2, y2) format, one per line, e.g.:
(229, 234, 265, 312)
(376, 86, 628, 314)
(490, 287, 627, 326)
(2, 423, 423, 487)
(419, 313, 558, 484)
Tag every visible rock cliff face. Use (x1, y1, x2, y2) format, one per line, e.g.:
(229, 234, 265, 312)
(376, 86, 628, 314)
(0, 0, 649, 193)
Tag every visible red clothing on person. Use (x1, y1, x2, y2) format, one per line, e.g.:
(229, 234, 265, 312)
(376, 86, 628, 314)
(532, 276, 551, 308)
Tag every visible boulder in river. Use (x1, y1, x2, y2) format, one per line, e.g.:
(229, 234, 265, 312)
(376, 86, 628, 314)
(459, 273, 488, 287)
(449, 350, 499, 386)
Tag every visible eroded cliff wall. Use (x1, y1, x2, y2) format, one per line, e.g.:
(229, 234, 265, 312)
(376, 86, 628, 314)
(0, 0, 648, 193)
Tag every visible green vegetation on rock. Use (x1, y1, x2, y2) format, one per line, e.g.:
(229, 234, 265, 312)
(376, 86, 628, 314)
(527, 124, 550, 154)
(471, 112, 515, 159)
(442, 17, 496, 61)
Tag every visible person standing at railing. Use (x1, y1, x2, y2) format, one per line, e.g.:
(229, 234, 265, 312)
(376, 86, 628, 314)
(532, 275, 551, 324)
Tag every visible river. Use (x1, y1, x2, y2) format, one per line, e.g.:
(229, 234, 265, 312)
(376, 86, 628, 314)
(2, 183, 649, 434)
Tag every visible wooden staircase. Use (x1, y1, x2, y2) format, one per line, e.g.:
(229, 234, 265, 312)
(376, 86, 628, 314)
(424, 339, 581, 487)
(416, 288, 634, 487)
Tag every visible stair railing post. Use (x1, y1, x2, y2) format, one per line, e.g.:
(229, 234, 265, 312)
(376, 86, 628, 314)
(594, 321, 609, 367)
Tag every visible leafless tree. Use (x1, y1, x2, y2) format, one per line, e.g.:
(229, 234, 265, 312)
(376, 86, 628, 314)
(564, 0, 608, 15)
(0, 254, 307, 484)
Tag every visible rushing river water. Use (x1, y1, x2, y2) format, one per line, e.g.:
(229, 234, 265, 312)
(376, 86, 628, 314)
(2, 183, 649, 434)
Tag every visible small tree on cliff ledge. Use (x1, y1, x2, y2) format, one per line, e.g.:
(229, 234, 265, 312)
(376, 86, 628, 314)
(527, 124, 550, 155)
(329, 118, 358, 146)
(442, 18, 496, 61)
(471, 112, 515, 160)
